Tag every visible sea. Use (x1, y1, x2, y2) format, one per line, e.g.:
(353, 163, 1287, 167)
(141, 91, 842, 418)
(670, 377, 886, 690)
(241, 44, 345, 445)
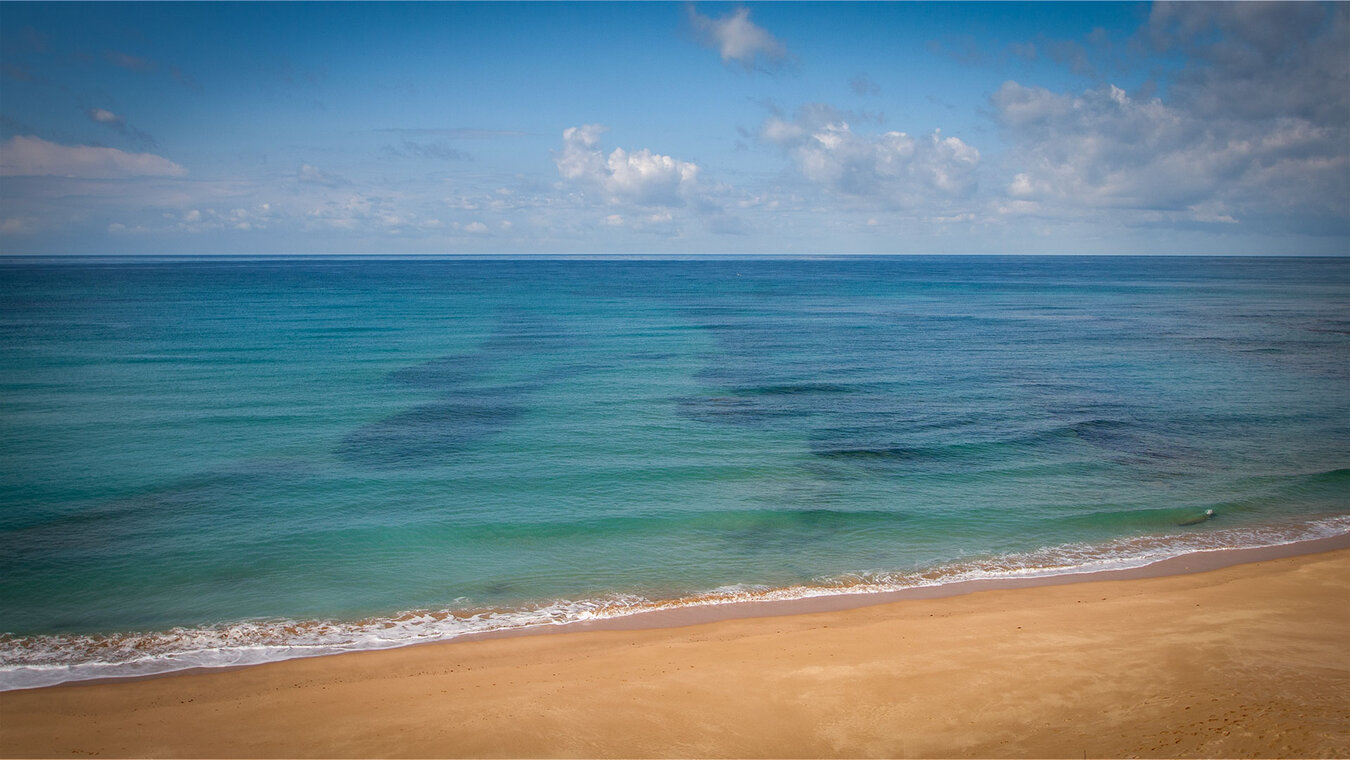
(2, 255, 1348, 690)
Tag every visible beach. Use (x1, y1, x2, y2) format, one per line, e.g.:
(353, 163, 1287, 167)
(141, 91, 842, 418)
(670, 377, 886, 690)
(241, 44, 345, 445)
(5, 257, 1350, 691)
(3, 545, 1346, 758)
(2, 0, 1348, 750)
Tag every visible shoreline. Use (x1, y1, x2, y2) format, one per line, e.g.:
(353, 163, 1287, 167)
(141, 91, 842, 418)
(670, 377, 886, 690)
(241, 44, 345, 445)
(486, 528, 1350, 639)
(4, 526, 1349, 693)
(2, 543, 1348, 757)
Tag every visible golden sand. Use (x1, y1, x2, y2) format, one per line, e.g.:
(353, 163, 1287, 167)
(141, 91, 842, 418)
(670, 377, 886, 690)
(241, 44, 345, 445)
(3, 549, 1348, 758)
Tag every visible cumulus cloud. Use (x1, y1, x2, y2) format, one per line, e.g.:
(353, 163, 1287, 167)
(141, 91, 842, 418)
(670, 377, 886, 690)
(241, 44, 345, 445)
(551, 125, 744, 236)
(167, 204, 275, 234)
(992, 3, 1349, 232)
(0, 136, 186, 178)
(760, 105, 980, 205)
(994, 81, 1348, 227)
(688, 6, 788, 71)
(555, 125, 701, 207)
(996, 83, 1209, 209)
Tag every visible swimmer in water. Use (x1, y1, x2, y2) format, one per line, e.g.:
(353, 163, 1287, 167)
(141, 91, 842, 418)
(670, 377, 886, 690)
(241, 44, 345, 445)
(1177, 508, 1216, 526)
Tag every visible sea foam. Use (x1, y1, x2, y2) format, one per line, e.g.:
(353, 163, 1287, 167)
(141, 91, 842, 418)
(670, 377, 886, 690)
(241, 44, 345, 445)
(4, 514, 1346, 692)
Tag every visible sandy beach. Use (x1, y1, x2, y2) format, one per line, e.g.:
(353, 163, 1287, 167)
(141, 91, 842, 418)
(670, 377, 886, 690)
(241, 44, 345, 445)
(3, 546, 1348, 759)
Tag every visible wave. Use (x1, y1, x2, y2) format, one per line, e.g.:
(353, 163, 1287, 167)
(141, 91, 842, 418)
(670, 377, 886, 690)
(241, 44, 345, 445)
(3, 513, 1348, 692)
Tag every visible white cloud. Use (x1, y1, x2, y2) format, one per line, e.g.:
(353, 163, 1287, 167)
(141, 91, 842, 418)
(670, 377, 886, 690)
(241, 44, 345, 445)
(688, 6, 788, 70)
(297, 163, 348, 187)
(555, 125, 608, 183)
(0, 136, 186, 178)
(85, 108, 156, 145)
(991, 79, 1348, 227)
(87, 108, 123, 125)
(106, 222, 151, 235)
(605, 147, 700, 205)
(760, 105, 980, 204)
(295, 190, 467, 238)
(555, 125, 701, 207)
(991, 3, 1350, 233)
(85, 202, 278, 237)
(170, 204, 275, 234)
(306, 194, 376, 230)
(550, 126, 749, 237)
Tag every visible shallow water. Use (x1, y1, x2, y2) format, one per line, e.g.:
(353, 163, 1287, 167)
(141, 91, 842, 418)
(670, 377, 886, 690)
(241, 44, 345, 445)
(2, 255, 1348, 689)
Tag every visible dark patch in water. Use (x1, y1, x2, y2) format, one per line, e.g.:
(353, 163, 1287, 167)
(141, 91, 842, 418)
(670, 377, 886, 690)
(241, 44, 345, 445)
(674, 381, 864, 428)
(0, 461, 318, 557)
(806, 425, 966, 464)
(733, 382, 857, 396)
(1066, 419, 1190, 463)
(339, 308, 581, 466)
(337, 401, 526, 467)
(478, 310, 574, 355)
(481, 580, 516, 598)
(709, 507, 909, 554)
(810, 446, 927, 461)
(804, 421, 1135, 466)
(692, 365, 751, 386)
(387, 356, 487, 390)
(1067, 418, 1135, 440)
(673, 396, 803, 426)
(1307, 467, 1350, 484)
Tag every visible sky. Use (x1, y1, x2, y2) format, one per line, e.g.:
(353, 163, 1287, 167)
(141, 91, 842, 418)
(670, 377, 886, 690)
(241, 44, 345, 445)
(0, 1, 1347, 256)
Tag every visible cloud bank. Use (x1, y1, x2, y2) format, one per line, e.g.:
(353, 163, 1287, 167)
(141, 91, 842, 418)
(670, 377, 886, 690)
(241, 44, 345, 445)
(0, 136, 186, 178)
(994, 2, 1349, 233)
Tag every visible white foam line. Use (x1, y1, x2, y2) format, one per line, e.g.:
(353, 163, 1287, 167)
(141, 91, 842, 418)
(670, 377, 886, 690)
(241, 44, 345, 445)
(4, 514, 1348, 692)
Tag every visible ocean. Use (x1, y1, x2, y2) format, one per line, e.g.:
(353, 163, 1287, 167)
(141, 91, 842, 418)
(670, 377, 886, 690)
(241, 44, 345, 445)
(2, 255, 1347, 690)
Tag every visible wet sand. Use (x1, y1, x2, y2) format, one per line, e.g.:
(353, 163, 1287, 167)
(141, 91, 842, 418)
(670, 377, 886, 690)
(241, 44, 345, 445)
(3, 547, 1348, 758)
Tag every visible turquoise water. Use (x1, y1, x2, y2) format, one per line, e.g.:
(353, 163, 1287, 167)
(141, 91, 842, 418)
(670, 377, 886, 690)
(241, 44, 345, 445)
(2, 256, 1348, 688)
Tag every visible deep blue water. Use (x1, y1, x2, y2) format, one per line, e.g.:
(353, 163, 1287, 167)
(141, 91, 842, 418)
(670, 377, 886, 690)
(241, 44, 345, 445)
(2, 256, 1348, 688)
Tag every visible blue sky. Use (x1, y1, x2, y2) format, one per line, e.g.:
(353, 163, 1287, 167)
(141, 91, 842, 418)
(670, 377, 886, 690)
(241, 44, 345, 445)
(1, 1, 1346, 255)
